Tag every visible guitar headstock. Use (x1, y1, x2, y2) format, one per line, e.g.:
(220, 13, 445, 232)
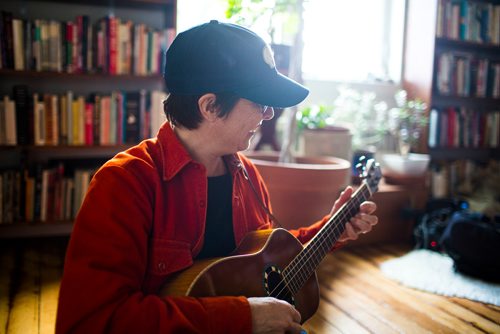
(355, 157, 382, 194)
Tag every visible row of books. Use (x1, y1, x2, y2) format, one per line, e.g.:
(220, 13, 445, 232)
(0, 11, 176, 75)
(436, 0, 500, 44)
(436, 52, 500, 98)
(0, 87, 167, 146)
(0, 164, 94, 224)
(428, 108, 500, 149)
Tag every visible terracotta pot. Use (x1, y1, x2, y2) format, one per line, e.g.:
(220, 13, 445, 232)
(243, 152, 351, 230)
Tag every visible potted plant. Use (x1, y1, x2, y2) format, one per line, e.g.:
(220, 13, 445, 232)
(295, 104, 353, 162)
(294, 87, 389, 180)
(382, 89, 430, 179)
(387, 89, 428, 157)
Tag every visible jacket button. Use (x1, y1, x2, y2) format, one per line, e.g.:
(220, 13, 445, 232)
(158, 262, 166, 272)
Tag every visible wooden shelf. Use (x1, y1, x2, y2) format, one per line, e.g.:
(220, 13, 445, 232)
(435, 37, 500, 56)
(0, 144, 135, 162)
(428, 147, 499, 161)
(23, 144, 134, 159)
(0, 69, 164, 81)
(431, 94, 500, 109)
(0, 222, 74, 239)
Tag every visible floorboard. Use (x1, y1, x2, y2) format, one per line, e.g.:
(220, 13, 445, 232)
(1, 239, 499, 334)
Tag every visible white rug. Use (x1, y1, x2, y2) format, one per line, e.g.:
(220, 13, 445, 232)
(380, 249, 500, 306)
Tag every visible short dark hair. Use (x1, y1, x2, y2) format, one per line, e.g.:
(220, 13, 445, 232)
(163, 93, 240, 130)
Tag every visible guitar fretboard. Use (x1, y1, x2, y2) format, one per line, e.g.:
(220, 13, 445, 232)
(283, 184, 372, 294)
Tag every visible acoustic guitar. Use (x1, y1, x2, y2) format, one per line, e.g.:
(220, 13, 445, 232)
(160, 158, 382, 323)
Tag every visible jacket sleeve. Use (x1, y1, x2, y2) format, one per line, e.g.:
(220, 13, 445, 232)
(55, 163, 252, 334)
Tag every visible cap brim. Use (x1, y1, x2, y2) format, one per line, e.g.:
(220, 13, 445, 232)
(235, 72, 309, 108)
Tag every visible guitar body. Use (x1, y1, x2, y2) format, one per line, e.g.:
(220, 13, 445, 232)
(160, 228, 320, 323)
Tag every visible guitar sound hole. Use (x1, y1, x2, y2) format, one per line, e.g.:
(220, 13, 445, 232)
(263, 265, 295, 306)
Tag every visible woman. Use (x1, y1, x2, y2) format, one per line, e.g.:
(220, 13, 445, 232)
(56, 20, 377, 334)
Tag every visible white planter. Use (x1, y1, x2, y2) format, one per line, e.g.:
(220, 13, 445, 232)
(382, 153, 430, 176)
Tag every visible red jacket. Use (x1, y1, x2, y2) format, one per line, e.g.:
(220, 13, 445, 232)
(56, 123, 335, 333)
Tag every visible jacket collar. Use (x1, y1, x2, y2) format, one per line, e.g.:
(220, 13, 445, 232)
(157, 122, 244, 181)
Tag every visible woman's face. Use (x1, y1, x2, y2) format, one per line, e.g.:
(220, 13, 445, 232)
(213, 98, 274, 154)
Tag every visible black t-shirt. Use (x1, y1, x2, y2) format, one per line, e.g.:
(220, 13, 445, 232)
(196, 172, 236, 259)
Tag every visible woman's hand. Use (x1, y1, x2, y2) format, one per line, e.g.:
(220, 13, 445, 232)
(248, 297, 304, 334)
(329, 186, 378, 243)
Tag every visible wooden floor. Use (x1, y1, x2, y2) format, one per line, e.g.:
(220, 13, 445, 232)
(1, 239, 499, 334)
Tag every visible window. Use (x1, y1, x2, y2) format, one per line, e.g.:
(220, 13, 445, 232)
(177, 0, 406, 84)
(302, 0, 406, 83)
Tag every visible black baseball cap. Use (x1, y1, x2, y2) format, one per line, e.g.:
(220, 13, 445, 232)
(164, 20, 309, 108)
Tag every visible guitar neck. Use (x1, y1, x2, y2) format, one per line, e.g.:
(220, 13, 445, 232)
(283, 183, 373, 294)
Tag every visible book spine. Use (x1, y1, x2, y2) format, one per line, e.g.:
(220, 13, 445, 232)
(84, 101, 94, 145)
(12, 18, 24, 70)
(32, 19, 41, 71)
(108, 16, 117, 75)
(93, 94, 101, 145)
(2, 11, 14, 69)
(13, 85, 29, 145)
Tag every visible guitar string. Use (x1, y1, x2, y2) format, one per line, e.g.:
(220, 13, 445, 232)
(285, 197, 359, 293)
(267, 193, 364, 299)
(267, 184, 372, 299)
(292, 187, 368, 289)
(282, 187, 368, 295)
(276, 186, 369, 298)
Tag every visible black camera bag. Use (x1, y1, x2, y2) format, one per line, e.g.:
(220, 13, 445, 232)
(440, 211, 500, 282)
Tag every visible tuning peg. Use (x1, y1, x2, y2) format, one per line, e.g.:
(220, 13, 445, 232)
(355, 162, 365, 178)
(358, 155, 367, 165)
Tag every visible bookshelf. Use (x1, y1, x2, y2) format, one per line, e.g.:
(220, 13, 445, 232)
(404, 0, 500, 197)
(0, 0, 176, 238)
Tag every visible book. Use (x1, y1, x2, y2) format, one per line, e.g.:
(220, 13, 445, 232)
(33, 93, 45, 146)
(92, 94, 101, 145)
(124, 91, 140, 143)
(2, 11, 14, 69)
(23, 19, 34, 71)
(66, 90, 73, 144)
(12, 85, 29, 145)
(99, 95, 110, 145)
(59, 94, 68, 145)
(32, 19, 41, 71)
(108, 15, 118, 74)
(0, 100, 5, 144)
(428, 109, 438, 148)
(77, 96, 85, 145)
(4, 95, 16, 145)
(65, 21, 74, 73)
(40, 167, 49, 222)
(12, 18, 24, 70)
(84, 101, 94, 145)
(24, 168, 35, 222)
